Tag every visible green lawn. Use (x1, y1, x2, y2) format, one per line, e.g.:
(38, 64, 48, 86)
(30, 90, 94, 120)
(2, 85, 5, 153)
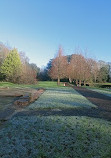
(0, 81, 64, 89)
(0, 82, 17, 88)
(36, 81, 64, 88)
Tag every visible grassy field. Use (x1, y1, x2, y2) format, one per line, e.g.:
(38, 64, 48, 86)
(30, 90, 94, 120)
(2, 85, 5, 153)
(0, 81, 64, 89)
(1, 81, 111, 90)
(0, 81, 111, 158)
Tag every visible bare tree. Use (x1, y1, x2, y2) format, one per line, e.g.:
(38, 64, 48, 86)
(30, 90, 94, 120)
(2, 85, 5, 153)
(70, 54, 85, 85)
(49, 46, 68, 85)
(69, 53, 92, 86)
(87, 59, 99, 83)
(19, 52, 38, 84)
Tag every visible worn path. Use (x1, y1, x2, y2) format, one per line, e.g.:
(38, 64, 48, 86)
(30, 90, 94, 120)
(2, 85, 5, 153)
(73, 86, 111, 121)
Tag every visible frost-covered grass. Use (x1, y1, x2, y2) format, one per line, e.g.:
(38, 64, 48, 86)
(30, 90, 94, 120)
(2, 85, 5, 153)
(0, 116, 111, 158)
(28, 87, 96, 110)
(0, 85, 111, 157)
(87, 87, 111, 97)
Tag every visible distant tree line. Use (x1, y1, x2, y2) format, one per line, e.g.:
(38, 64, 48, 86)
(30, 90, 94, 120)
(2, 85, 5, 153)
(39, 46, 110, 85)
(0, 42, 110, 85)
(0, 42, 40, 84)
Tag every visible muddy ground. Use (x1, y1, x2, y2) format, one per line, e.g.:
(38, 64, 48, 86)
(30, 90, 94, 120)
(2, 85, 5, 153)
(0, 87, 44, 121)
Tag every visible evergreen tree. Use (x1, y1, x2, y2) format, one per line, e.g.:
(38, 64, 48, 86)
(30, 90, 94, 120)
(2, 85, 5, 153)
(97, 66, 109, 82)
(1, 48, 22, 83)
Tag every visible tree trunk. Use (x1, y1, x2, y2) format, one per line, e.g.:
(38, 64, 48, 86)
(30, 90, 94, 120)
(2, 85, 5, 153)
(94, 75, 97, 83)
(79, 80, 81, 86)
(84, 80, 86, 86)
(69, 77, 72, 83)
(76, 79, 78, 86)
(57, 77, 60, 85)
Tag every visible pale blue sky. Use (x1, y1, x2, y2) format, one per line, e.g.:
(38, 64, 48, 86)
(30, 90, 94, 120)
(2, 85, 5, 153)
(0, 0, 111, 67)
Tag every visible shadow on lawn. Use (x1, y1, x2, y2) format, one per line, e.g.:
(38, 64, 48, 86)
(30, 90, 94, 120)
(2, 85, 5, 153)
(14, 86, 111, 121)
(13, 107, 111, 121)
(75, 87, 111, 102)
(74, 86, 111, 109)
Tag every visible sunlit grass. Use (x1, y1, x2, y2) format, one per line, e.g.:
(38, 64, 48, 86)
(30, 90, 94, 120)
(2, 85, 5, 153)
(0, 82, 17, 88)
(36, 81, 64, 88)
(28, 87, 96, 109)
(0, 81, 63, 89)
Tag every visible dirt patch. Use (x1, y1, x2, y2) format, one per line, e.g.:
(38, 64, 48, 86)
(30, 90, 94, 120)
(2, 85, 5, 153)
(14, 89, 45, 107)
(0, 96, 16, 111)
(0, 87, 38, 97)
(0, 88, 45, 121)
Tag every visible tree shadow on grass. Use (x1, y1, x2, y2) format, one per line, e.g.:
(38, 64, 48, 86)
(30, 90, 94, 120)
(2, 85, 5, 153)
(74, 86, 111, 109)
(74, 87, 111, 102)
(14, 86, 111, 121)
(13, 107, 111, 121)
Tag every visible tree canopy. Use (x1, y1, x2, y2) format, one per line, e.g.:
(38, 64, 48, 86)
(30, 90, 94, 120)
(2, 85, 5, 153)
(49, 47, 68, 85)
